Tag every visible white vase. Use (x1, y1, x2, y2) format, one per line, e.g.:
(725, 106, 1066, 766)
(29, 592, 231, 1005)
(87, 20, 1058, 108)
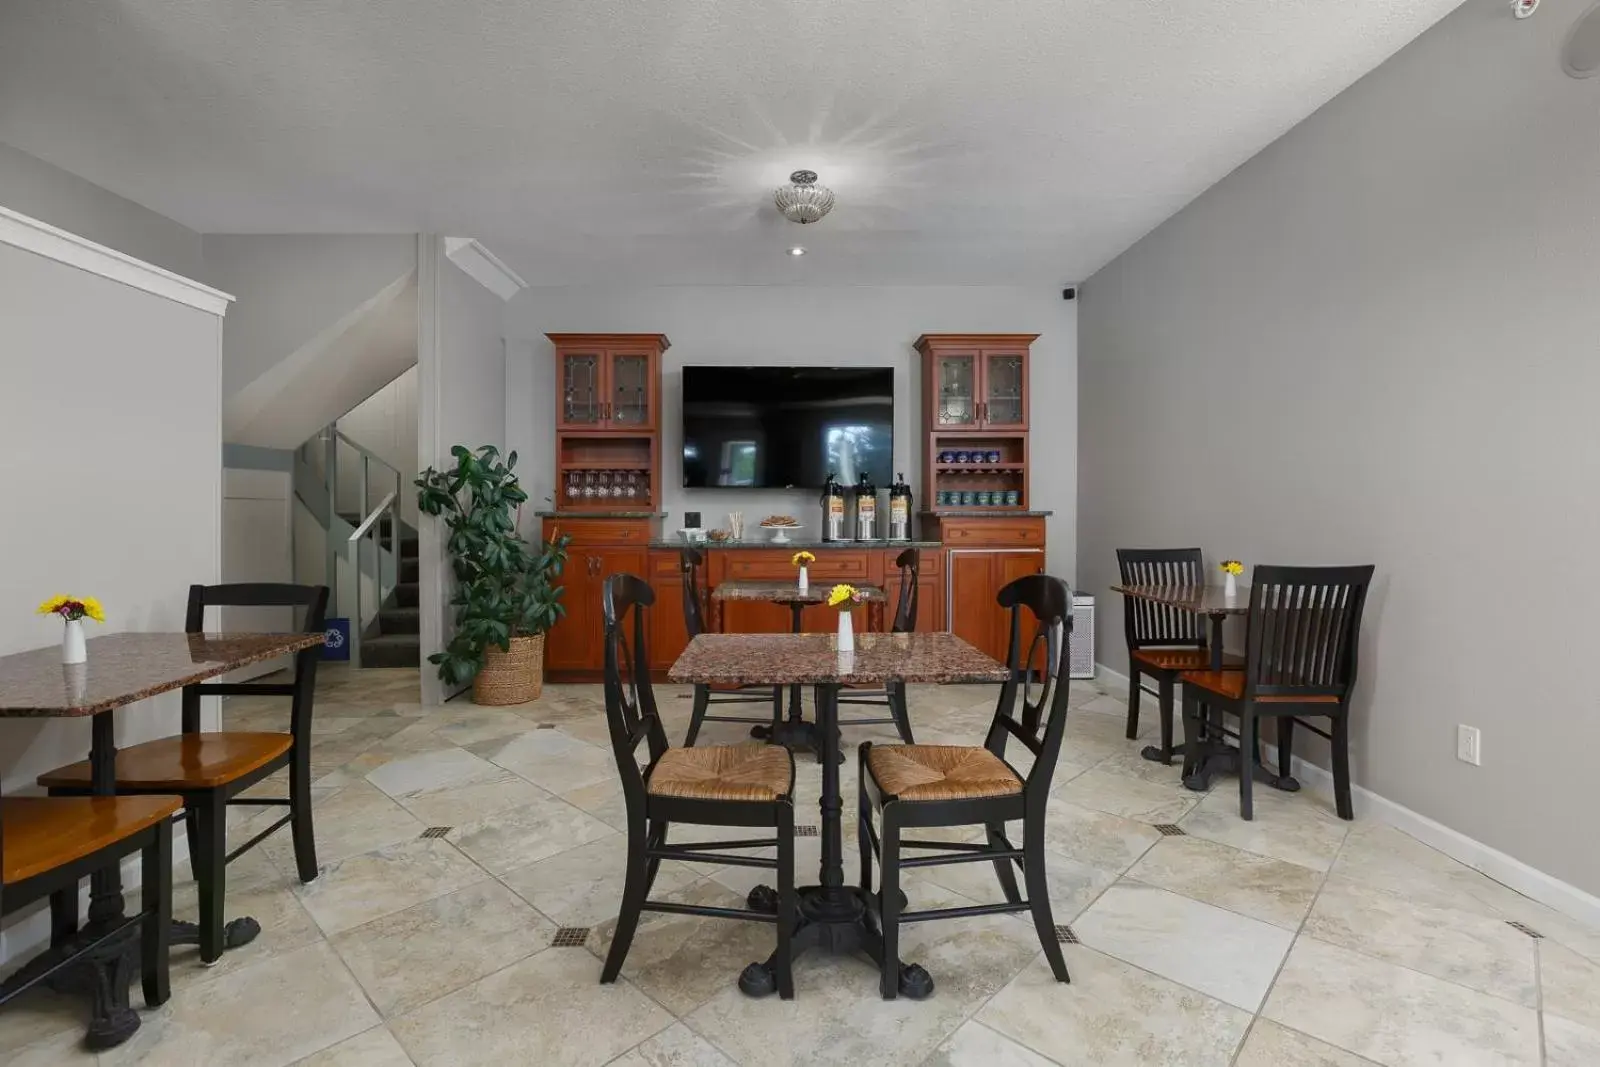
(62, 619, 87, 664)
(797, 566, 809, 594)
(1224, 573, 1238, 600)
(836, 609, 855, 654)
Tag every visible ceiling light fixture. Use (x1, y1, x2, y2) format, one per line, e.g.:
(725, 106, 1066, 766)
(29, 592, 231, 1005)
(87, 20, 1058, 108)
(787, 246, 807, 257)
(774, 170, 835, 225)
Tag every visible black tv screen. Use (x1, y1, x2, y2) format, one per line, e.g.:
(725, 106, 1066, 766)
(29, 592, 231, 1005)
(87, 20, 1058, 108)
(681, 366, 894, 489)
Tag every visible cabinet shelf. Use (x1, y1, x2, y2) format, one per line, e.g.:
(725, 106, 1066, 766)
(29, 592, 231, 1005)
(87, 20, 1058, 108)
(934, 463, 1025, 473)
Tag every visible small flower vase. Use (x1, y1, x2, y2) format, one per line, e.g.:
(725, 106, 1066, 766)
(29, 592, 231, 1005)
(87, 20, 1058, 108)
(62, 619, 87, 665)
(797, 566, 809, 594)
(836, 609, 855, 654)
(1224, 573, 1238, 600)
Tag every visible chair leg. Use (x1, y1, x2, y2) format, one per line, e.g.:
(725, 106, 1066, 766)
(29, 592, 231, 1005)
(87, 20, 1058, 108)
(194, 792, 228, 964)
(1023, 817, 1069, 983)
(290, 745, 318, 884)
(183, 808, 201, 881)
(857, 754, 874, 896)
(141, 820, 172, 1007)
(1156, 675, 1175, 762)
(889, 681, 915, 745)
(878, 808, 902, 1001)
(1277, 717, 1296, 780)
(684, 685, 710, 747)
(601, 821, 650, 983)
(1180, 688, 1201, 779)
(49, 888, 79, 947)
(1124, 662, 1142, 739)
(1331, 712, 1354, 820)
(776, 804, 795, 1001)
(644, 819, 664, 895)
(987, 823, 1022, 904)
(1238, 708, 1256, 821)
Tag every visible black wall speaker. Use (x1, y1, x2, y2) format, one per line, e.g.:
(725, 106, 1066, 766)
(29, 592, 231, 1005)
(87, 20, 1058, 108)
(1062, 287, 1077, 301)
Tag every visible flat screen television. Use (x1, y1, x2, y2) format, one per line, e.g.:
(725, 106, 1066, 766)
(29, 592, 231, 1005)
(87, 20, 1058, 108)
(681, 366, 894, 489)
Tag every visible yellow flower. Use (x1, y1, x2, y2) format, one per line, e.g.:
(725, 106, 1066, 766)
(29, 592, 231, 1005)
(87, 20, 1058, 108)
(36, 594, 104, 622)
(827, 583, 859, 608)
(80, 596, 106, 623)
(36, 595, 71, 616)
(792, 551, 816, 567)
(1219, 560, 1244, 576)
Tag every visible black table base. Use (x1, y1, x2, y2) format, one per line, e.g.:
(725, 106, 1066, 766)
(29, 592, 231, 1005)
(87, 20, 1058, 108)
(738, 885, 933, 1000)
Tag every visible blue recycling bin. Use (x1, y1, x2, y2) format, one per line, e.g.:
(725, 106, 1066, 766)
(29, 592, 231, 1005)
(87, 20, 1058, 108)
(322, 617, 350, 661)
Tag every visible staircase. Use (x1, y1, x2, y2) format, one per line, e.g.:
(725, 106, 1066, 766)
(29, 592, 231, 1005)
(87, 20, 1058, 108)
(345, 513, 420, 669)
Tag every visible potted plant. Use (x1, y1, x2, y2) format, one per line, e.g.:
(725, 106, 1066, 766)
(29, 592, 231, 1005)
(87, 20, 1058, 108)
(416, 445, 570, 705)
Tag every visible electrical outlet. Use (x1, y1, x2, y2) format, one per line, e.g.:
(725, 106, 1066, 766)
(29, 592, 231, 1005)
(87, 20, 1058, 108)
(1457, 725, 1481, 766)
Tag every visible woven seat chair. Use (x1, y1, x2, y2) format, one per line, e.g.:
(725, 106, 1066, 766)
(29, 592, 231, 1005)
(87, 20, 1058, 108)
(858, 573, 1075, 1000)
(679, 547, 784, 746)
(599, 573, 798, 999)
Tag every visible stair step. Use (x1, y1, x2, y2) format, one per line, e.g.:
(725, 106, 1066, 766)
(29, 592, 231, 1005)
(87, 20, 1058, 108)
(379, 606, 420, 635)
(362, 633, 420, 669)
(400, 536, 418, 558)
(394, 582, 419, 608)
(400, 559, 419, 584)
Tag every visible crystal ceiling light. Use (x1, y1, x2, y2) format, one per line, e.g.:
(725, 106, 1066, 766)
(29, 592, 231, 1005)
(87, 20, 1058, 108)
(774, 170, 835, 224)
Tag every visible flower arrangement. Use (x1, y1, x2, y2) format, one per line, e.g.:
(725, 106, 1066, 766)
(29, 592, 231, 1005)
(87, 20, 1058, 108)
(1219, 561, 1243, 576)
(791, 551, 816, 567)
(1219, 560, 1243, 599)
(827, 584, 863, 652)
(827, 583, 864, 608)
(38, 595, 105, 623)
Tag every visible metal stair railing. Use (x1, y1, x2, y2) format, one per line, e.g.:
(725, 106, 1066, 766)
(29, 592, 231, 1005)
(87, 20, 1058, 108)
(347, 490, 399, 669)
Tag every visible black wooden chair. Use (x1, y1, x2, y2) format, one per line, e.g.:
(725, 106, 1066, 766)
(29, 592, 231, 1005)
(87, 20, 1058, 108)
(2, 794, 177, 1017)
(679, 548, 783, 747)
(836, 547, 919, 744)
(41, 583, 328, 963)
(1180, 564, 1375, 820)
(600, 573, 798, 999)
(858, 573, 1074, 1000)
(1116, 548, 1241, 759)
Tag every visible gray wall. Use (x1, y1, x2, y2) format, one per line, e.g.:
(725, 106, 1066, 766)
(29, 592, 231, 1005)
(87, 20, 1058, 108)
(504, 285, 1078, 570)
(1077, 0, 1600, 894)
(0, 141, 205, 278)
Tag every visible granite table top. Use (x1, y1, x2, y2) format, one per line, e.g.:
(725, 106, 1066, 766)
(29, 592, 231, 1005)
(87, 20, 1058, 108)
(0, 632, 324, 716)
(710, 580, 886, 605)
(1110, 584, 1251, 615)
(668, 632, 1009, 687)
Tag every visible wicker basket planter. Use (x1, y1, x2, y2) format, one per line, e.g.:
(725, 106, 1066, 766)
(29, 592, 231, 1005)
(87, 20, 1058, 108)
(472, 634, 544, 706)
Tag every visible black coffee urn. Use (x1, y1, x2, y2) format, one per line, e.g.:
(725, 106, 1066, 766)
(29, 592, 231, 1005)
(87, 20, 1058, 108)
(888, 472, 912, 541)
(820, 471, 846, 542)
(852, 471, 878, 541)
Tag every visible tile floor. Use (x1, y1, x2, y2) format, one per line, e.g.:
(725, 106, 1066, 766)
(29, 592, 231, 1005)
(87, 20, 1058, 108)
(3, 666, 1597, 1066)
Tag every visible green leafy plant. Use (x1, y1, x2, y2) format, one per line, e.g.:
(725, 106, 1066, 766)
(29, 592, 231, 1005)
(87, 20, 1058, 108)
(415, 445, 570, 687)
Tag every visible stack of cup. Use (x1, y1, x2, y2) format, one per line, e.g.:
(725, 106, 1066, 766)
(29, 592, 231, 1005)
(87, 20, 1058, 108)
(728, 512, 745, 540)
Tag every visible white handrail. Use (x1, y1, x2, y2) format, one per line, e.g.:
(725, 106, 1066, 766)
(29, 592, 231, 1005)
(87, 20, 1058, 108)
(332, 428, 403, 481)
(348, 491, 398, 542)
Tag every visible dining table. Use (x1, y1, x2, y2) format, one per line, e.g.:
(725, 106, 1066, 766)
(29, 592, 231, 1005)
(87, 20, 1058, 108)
(0, 631, 324, 1048)
(669, 630, 1008, 1001)
(1108, 584, 1299, 795)
(710, 579, 887, 753)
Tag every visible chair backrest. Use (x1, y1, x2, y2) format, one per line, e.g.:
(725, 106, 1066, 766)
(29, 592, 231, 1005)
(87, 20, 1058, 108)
(181, 583, 329, 739)
(603, 573, 670, 814)
(982, 574, 1074, 799)
(1116, 547, 1205, 648)
(1243, 565, 1375, 700)
(680, 547, 707, 639)
(890, 548, 920, 633)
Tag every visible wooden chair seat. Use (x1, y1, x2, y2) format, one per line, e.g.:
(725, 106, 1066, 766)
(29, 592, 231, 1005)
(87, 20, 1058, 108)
(866, 744, 1022, 802)
(1132, 648, 1244, 672)
(648, 743, 794, 802)
(1179, 670, 1339, 703)
(38, 732, 293, 792)
(2, 796, 182, 885)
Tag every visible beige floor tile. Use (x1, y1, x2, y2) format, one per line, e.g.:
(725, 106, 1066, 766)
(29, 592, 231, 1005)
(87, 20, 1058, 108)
(1233, 1020, 1379, 1066)
(331, 880, 554, 1016)
(978, 947, 1251, 1067)
(916, 843, 1120, 925)
(165, 881, 324, 991)
(608, 1022, 738, 1067)
(295, 838, 487, 936)
(558, 778, 632, 831)
(1545, 1013, 1600, 1067)
(1075, 882, 1293, 1011)
(1038, 797, 1163, 874)
(6, 1029, 98, 1067)
(499, 834, 698, 927)
(263, 780, 425, 873)
(1091, 744, 1208, 787)
(393, 772, 550, 826)
(389, 948, 672, 1067)
(1329, 823, 1524, 920)
(1262, 937, 1541, 1066)
(1053, 767, 1200, 825)
(297, 1026, 417, 1066)
(1126, 834, 1322, 929)
(100, 941, 379, 1067)
(480, 728, 616, 795)
(447, 790, 617, 875)
(1179, 789, 1350, 873)
(1541, 938, 1600, 1032)
(924, 1020, 1057, 1066)
(1303, 876, 1538, 1006)
(429, 709, 544, 747)
(365, 747, 504, 798)
(0, 987, 90, 1056)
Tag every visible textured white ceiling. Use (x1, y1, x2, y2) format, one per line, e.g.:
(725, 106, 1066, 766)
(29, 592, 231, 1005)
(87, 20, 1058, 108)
(0, 0, 1465, 284)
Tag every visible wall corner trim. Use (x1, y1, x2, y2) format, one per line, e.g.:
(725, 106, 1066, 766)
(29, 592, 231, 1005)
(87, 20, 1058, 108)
(443, 237, 527, 301)
(0, 204, 234, 316)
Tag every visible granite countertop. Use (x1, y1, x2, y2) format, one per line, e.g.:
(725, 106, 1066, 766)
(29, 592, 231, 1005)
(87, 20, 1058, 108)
(668, 632, 1009, 687)
(536, 510, 666, 519)
(0, 632, 324, 716)
(711, 580, 886, 603)
(921, 510, 1053, 518)
(649, 538, 942, 550)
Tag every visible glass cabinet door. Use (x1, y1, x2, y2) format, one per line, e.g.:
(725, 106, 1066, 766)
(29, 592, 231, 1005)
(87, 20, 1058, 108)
(934, 353, 979, 427)
(982, 351, 1027, 428)
(560, 352, 604, 427)
(608, 352, 653, 427)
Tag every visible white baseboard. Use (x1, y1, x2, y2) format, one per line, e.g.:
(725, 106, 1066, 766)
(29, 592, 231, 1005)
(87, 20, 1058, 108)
(1091, 661, 1600, 933)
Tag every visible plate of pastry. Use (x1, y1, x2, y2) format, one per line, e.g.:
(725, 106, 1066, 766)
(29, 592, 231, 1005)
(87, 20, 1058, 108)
(758, 515, 803, 543)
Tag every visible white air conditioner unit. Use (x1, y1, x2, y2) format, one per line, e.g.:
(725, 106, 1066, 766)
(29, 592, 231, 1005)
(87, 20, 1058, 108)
(1070, 595, 1095, 679)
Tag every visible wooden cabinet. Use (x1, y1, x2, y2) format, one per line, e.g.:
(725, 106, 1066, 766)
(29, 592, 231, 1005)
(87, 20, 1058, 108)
(550, 335, 666, 432)
(925, 515, 1046, 666)
(542, 518, 655, 676)
(883, 549, 945, 634)
(646, 550, 691, 669)
(916, 334, 1036, 431)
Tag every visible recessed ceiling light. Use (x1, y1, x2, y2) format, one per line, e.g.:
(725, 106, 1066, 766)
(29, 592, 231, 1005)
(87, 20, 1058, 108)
(787, 246, 807, 256)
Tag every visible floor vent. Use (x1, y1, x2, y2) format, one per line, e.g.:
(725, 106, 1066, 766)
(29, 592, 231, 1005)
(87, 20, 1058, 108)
(552, 927, 591, 947)
(1154, 824, 1187, 836)
(419, 827, 452, 839)
(1054, 924, 1079, 944)
(1506, 920, 1545, 939)
(536, 723, 557, 730)
(795, 825, 819, 837)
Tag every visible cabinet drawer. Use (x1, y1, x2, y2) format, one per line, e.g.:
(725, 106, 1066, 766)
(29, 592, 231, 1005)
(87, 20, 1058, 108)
(649, 549, 684, 577)
(724, 550, 871, 581)
(883, 546, 941, 577)
(545, 518, 651, 545)
(939, 519, 1044, 547)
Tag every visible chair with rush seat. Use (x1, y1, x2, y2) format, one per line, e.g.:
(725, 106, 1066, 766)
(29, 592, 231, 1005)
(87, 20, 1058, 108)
(836, 547, 919, 745)
(600, 573, 797, 999)
(40, 583, 328, 964)
(1179, 564, 1375, 820)
(1, 794, 177, 1019)
(858, 573, 1074, 1000)
(679, 547, 784, 746)
(1116, 547, 1241, 760)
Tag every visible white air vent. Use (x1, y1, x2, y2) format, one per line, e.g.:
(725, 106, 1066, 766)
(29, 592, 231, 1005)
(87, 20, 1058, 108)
(1070, 595, 1095, 679)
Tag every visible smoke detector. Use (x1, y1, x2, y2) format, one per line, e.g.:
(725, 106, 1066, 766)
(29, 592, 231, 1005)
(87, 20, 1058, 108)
(1513, 0, 1539, 18)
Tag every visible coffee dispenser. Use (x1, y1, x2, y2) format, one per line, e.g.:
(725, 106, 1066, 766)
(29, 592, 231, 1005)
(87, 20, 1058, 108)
(852, 471, 878, 541)
(888, 472, 912, 541)
(820, 471, 846, 542)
